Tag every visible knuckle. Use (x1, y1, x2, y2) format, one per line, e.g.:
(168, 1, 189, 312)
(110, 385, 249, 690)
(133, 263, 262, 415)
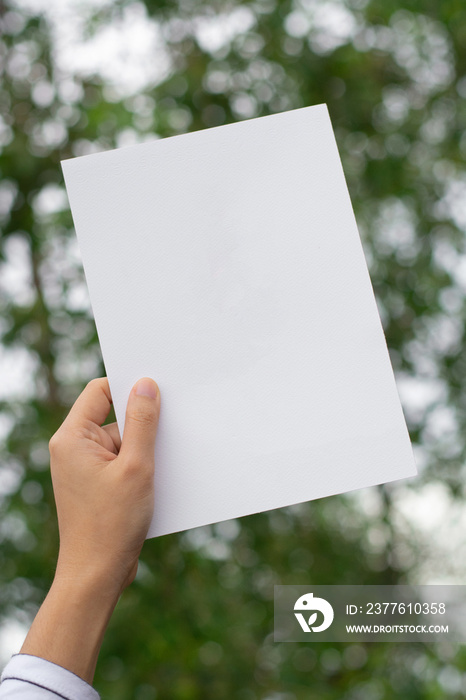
(49, 425, 76, 456)
(121, 458, 144, 486)
(120, 457, 140, 476)
(49, 431, 68, 464)
(119, 457, 149, 483)
(48, 431, 61, 454)
(87, 377, 103, 390)
(130, 406, 157, 428)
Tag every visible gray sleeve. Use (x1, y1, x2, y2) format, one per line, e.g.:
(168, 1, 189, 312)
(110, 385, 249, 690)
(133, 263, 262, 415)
(0, 653, 100, 699)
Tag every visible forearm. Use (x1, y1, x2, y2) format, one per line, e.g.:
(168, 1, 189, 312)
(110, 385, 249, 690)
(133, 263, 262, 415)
(20, 573, 119, 685)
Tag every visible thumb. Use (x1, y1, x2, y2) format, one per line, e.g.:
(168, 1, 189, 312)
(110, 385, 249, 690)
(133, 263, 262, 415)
(119, 378, 160, 467)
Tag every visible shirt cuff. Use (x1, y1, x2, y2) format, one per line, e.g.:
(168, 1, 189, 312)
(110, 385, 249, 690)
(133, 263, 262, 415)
(1, 653, 100, 700)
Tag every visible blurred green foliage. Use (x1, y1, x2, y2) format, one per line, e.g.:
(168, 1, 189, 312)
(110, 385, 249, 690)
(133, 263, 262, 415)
(1, 0, 466, 697)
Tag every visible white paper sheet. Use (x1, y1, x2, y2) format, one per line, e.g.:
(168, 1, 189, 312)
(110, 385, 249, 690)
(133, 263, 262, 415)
(61, 103, 416, 538)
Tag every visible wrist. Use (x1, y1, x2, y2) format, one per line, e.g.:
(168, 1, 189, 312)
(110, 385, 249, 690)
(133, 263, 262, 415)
(54, 549, 134, 602)
(52, 568, 122, 611)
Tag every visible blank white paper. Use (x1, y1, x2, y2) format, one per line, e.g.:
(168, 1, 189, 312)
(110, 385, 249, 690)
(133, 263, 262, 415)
(61, 104, 416, 538)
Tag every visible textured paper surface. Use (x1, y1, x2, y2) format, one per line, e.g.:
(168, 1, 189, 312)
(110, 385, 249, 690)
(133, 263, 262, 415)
(61, 104, 416, 538)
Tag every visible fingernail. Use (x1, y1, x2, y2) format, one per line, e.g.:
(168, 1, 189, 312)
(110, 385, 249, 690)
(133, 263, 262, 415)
(134, 378, 158, 399)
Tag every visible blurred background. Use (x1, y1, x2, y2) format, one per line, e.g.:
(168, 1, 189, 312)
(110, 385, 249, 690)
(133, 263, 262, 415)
(1, 0, 466, 697)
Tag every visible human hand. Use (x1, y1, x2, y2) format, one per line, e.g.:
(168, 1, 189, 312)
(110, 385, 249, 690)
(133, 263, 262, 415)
(49, 376, 160, 597)
(20, 377, 160, 683)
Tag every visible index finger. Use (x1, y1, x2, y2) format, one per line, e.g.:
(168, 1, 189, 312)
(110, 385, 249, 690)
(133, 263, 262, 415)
(64, 377, 113, 428)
